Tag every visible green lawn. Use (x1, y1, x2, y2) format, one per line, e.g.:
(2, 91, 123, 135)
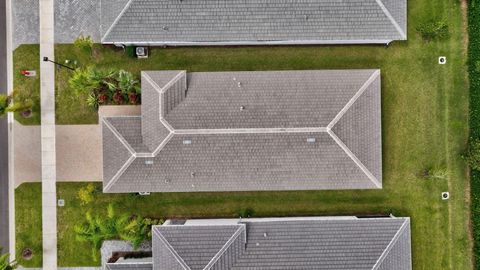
(14, 0, 473, 268)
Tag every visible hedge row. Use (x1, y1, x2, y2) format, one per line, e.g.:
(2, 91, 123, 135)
(468, 0, 480, 268)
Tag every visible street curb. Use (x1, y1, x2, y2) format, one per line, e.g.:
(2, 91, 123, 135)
(6, 0, 16, 261)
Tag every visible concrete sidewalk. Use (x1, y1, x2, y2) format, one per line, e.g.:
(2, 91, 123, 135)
(39, 0, 57, 266)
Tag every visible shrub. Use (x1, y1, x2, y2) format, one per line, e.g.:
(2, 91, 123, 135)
(0, 94, 9, 116)
(86, 93, 99, 110)
(68, 67, 141, 108)
(468, 0, 480, 265)
(77, 183, 98, 205)
(0, 91, 34, 118)
(416, 19, 449, 41)
(0, 248, 17, 270)
(117, 70, 140, 95)
(238, 207, 255, 218)
(74, 35, 94, 55)
(69, 66, 105, 97)
(465, 139, 480, 171)
(422, 166, 448, 180)
(120, 217, 163, 249)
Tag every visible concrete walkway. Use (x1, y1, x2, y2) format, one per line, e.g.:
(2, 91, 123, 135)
(39, 0, 57, 267)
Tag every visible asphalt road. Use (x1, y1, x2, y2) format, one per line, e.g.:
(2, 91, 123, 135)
(0, 0, 10, 253)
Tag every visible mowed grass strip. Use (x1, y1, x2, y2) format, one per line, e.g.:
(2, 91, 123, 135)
(13, 0, 472, 268)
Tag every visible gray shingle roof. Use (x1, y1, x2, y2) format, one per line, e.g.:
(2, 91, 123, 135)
(106, 262, 153, 270)
(101, 0, 407, 45)
(153, 225, 245, 270)
(102, 69, 382, 193)
(151, 217, 412, 270)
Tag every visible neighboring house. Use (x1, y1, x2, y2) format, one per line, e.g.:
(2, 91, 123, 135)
(100, 0, 407, 46)
(105, 216, 412, 270)
(102, 69, 382, 193)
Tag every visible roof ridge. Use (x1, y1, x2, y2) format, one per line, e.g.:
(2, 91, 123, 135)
(328, 70, 380, 129)
(160, 70, 187, 93)
(152, 132, 175, 156)
(327, 129, 382, 188)
(103, 154, 136, 192)
(142, 72, 165, 94)
(153, 228, 191, 270)
(203, 225, 246, 270)
(102, 117, 138, 192)
(142, 72, 176, 131)
(174, 127, 327, 135)
(101, 0, 134, 42)
(102, 117, 137, 155)
(372, 218, 410, 269)
(374, 0, 407, 39)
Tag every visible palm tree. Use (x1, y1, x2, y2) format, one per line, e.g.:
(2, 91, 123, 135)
(0, 94, 9, 116)
(0, 248, 17, 270)
(119, 215, 149, 250)
(117, 70, 140, 95)
(74, 204, 131, 261)
(0, 92, 33, 118)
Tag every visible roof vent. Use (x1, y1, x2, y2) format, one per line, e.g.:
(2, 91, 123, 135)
(263, 232, 268, 238)
(256, 243, 260, 246)
(162, 26, 168, 31)
(145, 160, 154, 165)
(165, 179, 171, 184)
(183, 139, 192, 145)
(191, 172, 195, 177)
(237, 82, 242, 88)
(304, 15, 308, 21)
(240, 106, 245, 111)
(307, 137, 316, 143)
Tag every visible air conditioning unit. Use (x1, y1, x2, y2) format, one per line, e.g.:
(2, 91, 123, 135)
(138, 192, 151, 196)
(136, 46, 149, 58)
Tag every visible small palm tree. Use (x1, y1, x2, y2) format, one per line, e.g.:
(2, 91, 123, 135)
(117, 70, 140, 95)
(0, 248, 17, 270)
(0, 94, 9, 116)
(0, 92, 33, 118)
(73, 35, 94, 55)
(74, 204, 131, 261)
(119, 215, 150, 250)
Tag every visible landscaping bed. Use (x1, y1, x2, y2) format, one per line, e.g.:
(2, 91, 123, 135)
(13, 0, 472, 268)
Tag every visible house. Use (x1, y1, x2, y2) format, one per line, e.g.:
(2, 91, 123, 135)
(100, 0, 407, 46)
(102, 69, 382, 193)
(105, 216, 412, 269)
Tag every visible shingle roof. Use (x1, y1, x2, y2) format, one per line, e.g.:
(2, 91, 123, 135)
(106, 262, 153, 270)
(102, 69, 382, 193)
(153, 224, 245, 270)
(100, 0, 407, 45)
(151, 217, 412, 270)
